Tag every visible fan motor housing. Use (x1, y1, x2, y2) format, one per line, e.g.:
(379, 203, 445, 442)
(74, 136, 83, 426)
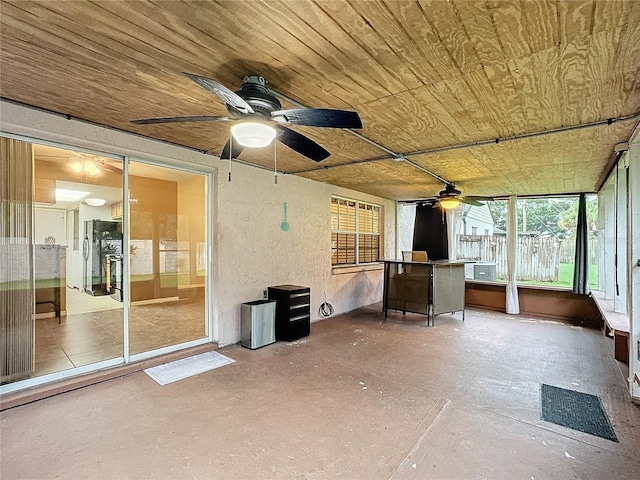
(439, 185, 461, 197)
(228, 75, 282, 118)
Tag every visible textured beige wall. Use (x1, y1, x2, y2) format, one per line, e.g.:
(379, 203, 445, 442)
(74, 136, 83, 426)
(1, 100, 396, 347)
(214, 161, 395, 345)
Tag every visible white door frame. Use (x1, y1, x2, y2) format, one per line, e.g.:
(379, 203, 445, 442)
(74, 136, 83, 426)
(0, 134, 216, 395)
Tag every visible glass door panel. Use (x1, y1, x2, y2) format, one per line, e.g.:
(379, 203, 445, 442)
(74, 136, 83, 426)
(127, 162, 207, 355)
(32, 144, 124, 377)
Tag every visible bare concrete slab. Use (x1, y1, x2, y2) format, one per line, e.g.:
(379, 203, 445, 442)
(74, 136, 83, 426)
(2, 305, 639, 479)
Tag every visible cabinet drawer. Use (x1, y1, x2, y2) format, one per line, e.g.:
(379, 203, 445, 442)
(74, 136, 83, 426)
(290, 303, 309, 316)
(290, 293, 310, 307)
(289, 313, 310, 322)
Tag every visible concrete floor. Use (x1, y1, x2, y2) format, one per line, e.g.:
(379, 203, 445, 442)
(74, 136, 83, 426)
(2, 305, 639, 479)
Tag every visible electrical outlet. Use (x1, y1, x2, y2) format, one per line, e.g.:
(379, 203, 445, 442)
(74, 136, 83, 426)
(263, 289, 268, 299)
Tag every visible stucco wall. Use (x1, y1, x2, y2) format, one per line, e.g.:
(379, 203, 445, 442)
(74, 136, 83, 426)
(1, 100, 396, 347)
(397, 203, 416, 256)
(213, 160, 395, 345)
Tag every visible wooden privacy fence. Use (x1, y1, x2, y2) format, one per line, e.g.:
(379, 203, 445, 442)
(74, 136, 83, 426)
(456, 234, 563, 282)
(559, 236, 598, 264)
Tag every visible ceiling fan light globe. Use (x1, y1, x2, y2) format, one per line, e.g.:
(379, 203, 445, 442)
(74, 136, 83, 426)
(87, 163, 101, 176)
(231, 122, 276, 148)
(70, 161, 84, 174)
(85, 198, 107, 207)
(440, 198, 460, 210)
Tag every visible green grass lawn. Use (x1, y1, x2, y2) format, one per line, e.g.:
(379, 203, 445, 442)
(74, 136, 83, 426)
(555, 263, 598, 288)
(497, 263, 598, 288)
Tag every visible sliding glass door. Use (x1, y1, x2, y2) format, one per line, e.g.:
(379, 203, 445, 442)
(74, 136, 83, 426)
(1, 137, 211, 392)
(127, 161, 208, 356)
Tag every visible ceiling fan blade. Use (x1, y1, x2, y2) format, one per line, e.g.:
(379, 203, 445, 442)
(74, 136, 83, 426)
(460, 198, 484, 206)
(131, 115, 232, 125)
(400, 198, 438, 205)
(220, 138, 245, 160)
(275, 125, 330, 162)
(183, 72, 254, 115)
(271, 108, 362, 129)
(467, 196, 494, 202)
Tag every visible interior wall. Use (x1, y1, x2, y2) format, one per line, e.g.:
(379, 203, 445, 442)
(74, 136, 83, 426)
(129, 174, 178, 302)
(34, 208, 66, 245)
(627, 133, 640, 400)
(397, 203, 415, 258)
(177, 175, 205, 289)
(0, 100, 396, 348)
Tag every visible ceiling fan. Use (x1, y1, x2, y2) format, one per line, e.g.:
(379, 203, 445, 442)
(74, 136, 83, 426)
(131, 73, 362, 162)
(404, 184, 492, 210)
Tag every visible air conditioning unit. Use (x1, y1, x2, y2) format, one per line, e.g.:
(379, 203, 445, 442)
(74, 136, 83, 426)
(473, 263, 496, 281)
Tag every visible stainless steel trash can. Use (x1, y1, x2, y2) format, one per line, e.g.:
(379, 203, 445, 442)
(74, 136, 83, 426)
(240, 299, 276, 349)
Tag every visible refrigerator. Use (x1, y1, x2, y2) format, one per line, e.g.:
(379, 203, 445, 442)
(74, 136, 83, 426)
(83, 219, 123, 297)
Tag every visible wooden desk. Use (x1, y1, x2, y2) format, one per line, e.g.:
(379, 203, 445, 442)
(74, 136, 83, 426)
(383, 260, 466, 326)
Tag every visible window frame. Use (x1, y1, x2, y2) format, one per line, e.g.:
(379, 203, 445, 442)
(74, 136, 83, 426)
(331, 195, 381, 267)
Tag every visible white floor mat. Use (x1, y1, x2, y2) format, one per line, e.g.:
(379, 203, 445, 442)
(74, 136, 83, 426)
(144, 351, 235, 385)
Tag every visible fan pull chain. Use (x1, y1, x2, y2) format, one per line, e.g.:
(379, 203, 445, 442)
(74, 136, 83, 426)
(274, 138, 278, 184)
(228, 136, 233, 182)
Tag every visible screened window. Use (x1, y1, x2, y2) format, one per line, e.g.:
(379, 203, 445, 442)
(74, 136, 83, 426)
(456, 196, 598, 287)
(331, 197, 381, 266)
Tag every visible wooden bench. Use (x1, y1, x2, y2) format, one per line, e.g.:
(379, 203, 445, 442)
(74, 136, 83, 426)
(591, 291, 630, 363)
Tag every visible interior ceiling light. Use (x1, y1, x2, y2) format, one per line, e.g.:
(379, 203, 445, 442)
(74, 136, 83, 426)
(70, 160, 100, 176)
(55, 188, 91, 203)
(439, 197, 461, 210)
(230, 122, 276, 148)
(85, 198, 107, 207)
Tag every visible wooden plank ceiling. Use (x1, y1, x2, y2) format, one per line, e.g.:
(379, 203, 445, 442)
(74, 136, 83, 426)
(1, 0, 639, 200)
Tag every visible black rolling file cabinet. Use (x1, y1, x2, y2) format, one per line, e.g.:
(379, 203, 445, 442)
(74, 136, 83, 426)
(268, 284, 311, 341)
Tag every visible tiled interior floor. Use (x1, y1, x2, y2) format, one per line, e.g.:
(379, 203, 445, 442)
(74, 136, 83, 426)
(34, 290, 205, 377)
(3, 305, 639, 479)
(65, 287, 120, 315)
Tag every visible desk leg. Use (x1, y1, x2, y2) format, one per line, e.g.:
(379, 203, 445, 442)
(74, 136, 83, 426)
(55, 285, 61, 324)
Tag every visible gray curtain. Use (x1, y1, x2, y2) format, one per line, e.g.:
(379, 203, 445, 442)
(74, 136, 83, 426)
(1, 138, 35, 383)
(572, 193, 590, 295)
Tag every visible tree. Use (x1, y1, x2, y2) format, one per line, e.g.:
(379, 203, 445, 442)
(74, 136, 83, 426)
(488, 197, 595, 237)
(557, 197, 598, 234)
(519, 198, 573, 236)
